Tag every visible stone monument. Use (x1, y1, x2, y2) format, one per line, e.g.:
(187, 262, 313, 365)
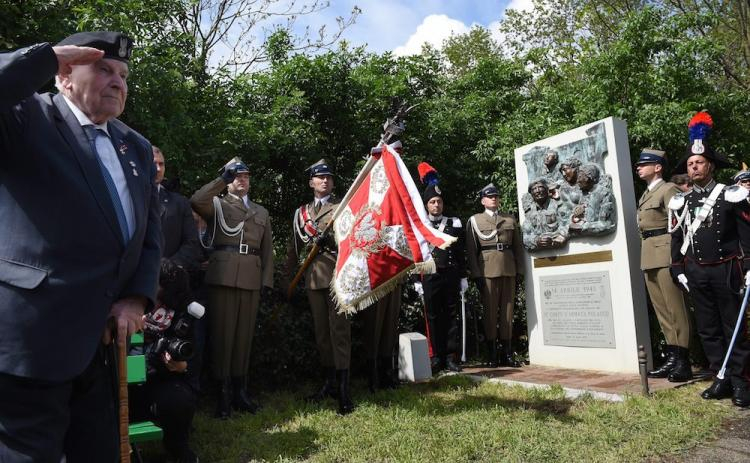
(515, 117, 651, 374)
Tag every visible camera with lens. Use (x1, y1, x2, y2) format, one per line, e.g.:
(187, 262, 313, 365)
(144, 301, 205, 372)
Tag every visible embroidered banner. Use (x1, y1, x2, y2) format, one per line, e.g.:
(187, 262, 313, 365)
(332, 142, 457, 314)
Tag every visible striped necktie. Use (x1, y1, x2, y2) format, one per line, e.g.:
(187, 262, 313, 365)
(83, 125, 130, 243)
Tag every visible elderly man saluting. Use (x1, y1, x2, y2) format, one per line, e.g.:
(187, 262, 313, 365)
(0, 32, 161, 462)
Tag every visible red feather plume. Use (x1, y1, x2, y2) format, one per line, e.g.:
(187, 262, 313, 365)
(688, 111, 713, 128)
(417, 162, 437, 183)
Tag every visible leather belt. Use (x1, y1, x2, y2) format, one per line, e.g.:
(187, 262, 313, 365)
(641, 228, 667, 239)
(481, 243, 509, 251)
(214, 244, 260, 255)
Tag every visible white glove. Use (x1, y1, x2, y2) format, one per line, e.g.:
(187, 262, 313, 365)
(414, 281, 424, 297)
(745, 270, 750, 287)
(460, 278, 469, 294)
(677, 273, 690, 293)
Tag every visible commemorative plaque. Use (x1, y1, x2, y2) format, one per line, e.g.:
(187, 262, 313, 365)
(515, 117, 651, 373)
(539, 271, 615, 348)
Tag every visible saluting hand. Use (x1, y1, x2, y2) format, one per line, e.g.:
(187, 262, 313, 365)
(52, 45, 104, 75)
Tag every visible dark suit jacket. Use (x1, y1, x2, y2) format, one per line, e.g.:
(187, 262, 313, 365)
(159, 186, 200, 271)
(0, 43, 162, 381)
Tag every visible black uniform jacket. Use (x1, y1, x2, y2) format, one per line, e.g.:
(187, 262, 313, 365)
(670, 184, 750, 275)
(424, 216, 466, 286)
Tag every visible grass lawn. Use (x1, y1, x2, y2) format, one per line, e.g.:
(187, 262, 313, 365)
(141, 375, 736, 462)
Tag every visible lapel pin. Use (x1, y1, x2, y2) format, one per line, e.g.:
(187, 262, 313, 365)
(132, 168, 139, 177)
(129, 161, 136, 167)
(118, 144, 128, 155)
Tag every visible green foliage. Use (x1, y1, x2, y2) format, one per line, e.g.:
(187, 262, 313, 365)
(5, 0, 750, 385)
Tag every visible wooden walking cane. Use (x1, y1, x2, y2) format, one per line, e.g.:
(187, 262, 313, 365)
(117, 335, 130, 463)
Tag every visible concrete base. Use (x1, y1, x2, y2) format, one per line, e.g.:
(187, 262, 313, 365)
(460, 363, 710, 401)
(398, 332, 432, 382)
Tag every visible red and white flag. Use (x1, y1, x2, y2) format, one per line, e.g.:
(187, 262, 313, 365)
(332, 142, 456, 314)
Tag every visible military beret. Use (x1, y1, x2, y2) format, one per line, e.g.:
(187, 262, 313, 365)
(56, 31, 133, 63)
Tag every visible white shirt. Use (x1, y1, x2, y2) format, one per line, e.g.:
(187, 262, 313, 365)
(647, 178, 664, 191)
(314, 195, 331, 208)
(63, 95, 135, 238)
(484, 209, 498, 218)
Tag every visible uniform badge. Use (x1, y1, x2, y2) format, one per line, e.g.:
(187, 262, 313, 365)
(691, 139, 705, 155)
(118, 37, 129, 58)
(434, 185, 441, 195)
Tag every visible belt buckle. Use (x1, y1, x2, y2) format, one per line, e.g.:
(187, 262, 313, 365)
(497, 243, 504, 251)
(239, 244, 249, 255)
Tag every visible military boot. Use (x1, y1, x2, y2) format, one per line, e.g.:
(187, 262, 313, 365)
(215, 378, 232, 419)
(486, 340, 498, 368)
(732, 377, 750, 408)
(231, 376, 260, 414)
(500, 340, 522, 368)
(336, 369, 355, 415)
(701, 377, 733, 400)
(648, 345, 677, 378)
(667, 346, 693, 382)
(306, 367, 338, 403)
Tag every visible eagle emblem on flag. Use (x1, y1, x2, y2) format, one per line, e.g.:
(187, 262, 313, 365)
(331, 142, 457, 314)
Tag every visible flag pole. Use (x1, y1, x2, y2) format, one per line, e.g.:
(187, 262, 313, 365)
(287, 105, 416, 298)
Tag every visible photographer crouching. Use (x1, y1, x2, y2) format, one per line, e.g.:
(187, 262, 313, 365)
(130, 259, 203, 463)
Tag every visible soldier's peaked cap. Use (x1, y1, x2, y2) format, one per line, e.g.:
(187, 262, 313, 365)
(307, 159, 334, 178)
(636, 148, 667, 166)
(733, 170, 750, 183)
(479, 183, 499, 198)
(57, 31, 133, 63)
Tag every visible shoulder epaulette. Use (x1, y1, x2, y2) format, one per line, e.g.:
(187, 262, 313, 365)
(668, 193, 685, 211)
(724, 185, 750, 203)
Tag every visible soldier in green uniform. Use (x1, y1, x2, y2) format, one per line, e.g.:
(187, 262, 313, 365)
(285, 159, 354, 415)
(466, 184, 525, 368)
(190, 158, 274, 418)
(363, 285, 402, 391)
(635, 149, 692, 382)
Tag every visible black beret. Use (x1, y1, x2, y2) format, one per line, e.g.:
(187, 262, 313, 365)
(57, 31, 133, 63)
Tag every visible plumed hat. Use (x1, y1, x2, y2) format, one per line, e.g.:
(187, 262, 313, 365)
(673, 111, 732, 174)
(418, 162, 442, 203)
